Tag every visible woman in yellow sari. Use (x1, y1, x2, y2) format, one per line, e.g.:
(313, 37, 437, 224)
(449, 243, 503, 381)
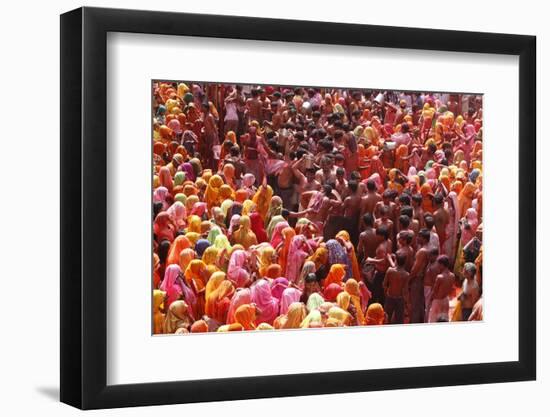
(344, 279, 366, 325)
(274, 302, 307, 329)
(241, 199, 256, 217)
(153, 289, 166, 334)
(308, 246, 328, 270)
(202, 246, 220, 270)
(252, 184, 274, 222)
(205, 174, 224, 210)
(327, 306, 352, 326)
(258, 245, 276, 277)
(231, 215, 258, 250)
(187, 215, 202, 233)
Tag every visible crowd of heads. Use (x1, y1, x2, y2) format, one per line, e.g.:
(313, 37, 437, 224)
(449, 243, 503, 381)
(152, 82, 483, 334)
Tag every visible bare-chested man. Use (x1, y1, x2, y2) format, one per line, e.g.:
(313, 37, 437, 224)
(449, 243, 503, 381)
(433, 193, 450, 253)
(409, 228, 431, 323)
(305, 185, 341, 234)
(357, 213, 380, 261)
(359, 179, 382, 230)
(428, 255, 455, 322)
(383, 252, 410, 324)
(423, 247, 440, 321)
(459, 262, 481, 321)
(375, 206, 395, 245)
(246, 88, 263, 124)
(315, 154, 337, 184)
(411, 194, 425, 229)
(424, 214, 440, 253)
(366, 225, 393, 306)
(396, 231, 415, 272)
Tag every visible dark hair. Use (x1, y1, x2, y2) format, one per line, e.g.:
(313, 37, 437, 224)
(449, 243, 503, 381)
(323, 184, 333, 196)
(433, 193, 444, 205)
(153, 202, 163, 218)
(399, 215, 410, 228)
(366, 179, 376, 191)
(430, 247, 440, 256)
(281, 209, 290, 219)
(399, 194, 411, 206)
(305, 272, 318, 284)
(400, 205, 414, 218)
(230, 145, 240, 157)
(437, 255, 450, 269)
(348, 180, 358, 193)
(418, 228, 431, 243)
(412, 194, 422, 204)
(363, 212, 374, 227)
(424, 214, 435, 229)
(336, 167, 345, 176)
(157, 240, 171, 264)
(376, 225, 389, 239)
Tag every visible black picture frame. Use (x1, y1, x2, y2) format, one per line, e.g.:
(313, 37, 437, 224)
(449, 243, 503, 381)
(60, 6, 536, 410)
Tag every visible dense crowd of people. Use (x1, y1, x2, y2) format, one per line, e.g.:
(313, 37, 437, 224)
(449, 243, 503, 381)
(152, 82, 483, 335)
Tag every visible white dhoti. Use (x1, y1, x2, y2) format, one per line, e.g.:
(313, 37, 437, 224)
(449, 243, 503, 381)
(429, 297, 450, 323)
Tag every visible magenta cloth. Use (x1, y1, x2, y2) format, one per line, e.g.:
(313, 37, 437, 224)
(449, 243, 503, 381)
(191, 201, 207, 217)
(251, 279, 280, 325)
(179, 162, 196, 181)
(227, 249, 250, 288)
(279, 287, 302, 315)
(270, 277, 289, 300)
(226, 288, 252, 324)
(153, 186, 170, 210)
(159, 264, 184, 308)
(270, 221, 289, 248)
(285, 235, 309, 284)
(249, 212, 268, 243)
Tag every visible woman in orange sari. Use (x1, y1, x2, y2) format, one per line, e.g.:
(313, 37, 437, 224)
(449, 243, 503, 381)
(323, 264, 346, 289)
(166, 235, 191, 266)
(252, 184, 274, 222)
(458, 182, 477, 218)
(233, 304, 257, 330)
(231, 215, 258, 249)
(205, 174, 224, 210)
(278, 227, 296, 276)
(184, 259, 209, 316)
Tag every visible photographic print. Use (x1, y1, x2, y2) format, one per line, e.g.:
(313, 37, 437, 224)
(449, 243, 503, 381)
(152, 81, 483, 335)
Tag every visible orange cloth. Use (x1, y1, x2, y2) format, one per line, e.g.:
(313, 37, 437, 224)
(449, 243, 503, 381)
(323, 264, 346, 289)
(234, 304, 257, 330)
(279, 227, 296, 275)
(166, 235, 191, 266)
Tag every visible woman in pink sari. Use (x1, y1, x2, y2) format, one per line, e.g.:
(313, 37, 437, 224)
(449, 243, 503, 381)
(226, 288, 252, 324)
(461, 208, 479, 246)
(270, 220, 289, 248)
(279, 287, 302, 315)
(251, 279, 280, 325)
(270, 277, 289, 300)
(153, 186, 170, 211)
(159, 264, 184, 308)
(227, 249, 251, 288)
(166, 201, 187, 231)
(285, 235, 310, 284)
